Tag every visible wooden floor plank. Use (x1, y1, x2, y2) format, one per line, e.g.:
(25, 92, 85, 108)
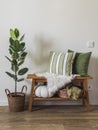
(0, 106, 98, 130)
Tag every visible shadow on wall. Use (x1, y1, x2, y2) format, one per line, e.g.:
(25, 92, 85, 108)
(26, 35, 53, 103)
(88, 56, 98, 101)
(28, 35, 53, 67)
(88, 56, 98, 80)
(88, 56, 98, 92)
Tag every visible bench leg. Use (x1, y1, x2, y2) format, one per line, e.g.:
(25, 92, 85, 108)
(28, 80, 35, 112)
(83, 79, 90, 111)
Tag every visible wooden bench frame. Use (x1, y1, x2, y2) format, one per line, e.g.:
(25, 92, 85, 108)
(27, 74, 92, 112)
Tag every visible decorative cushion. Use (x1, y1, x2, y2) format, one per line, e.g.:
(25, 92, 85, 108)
(48, 51, 75, 76)
(68, 49, 92, 76)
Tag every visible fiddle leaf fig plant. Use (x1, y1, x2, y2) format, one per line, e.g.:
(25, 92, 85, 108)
(5, 28, 28, 95)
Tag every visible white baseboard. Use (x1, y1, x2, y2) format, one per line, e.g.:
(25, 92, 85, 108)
(0, 101, 8, 106)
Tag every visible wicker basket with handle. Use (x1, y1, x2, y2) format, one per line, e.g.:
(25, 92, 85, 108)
(5, 85, 27, 112)
(58, 88, 69, 99)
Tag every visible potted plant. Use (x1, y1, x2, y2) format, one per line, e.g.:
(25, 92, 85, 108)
(5, 28, 28, 112)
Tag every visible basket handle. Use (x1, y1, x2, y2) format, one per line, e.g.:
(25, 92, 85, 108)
(21, 85, 27, 94)
(5, 89, 12, 97)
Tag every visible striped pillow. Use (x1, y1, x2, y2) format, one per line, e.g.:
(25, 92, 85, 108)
(48, 51, 74, 76)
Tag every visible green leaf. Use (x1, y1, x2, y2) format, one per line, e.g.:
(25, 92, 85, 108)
(18, 60, 24, 66)
(18, 52, 27, 62)
(17, 78, 24, 82)
(5, 56, 12, 62)
(19, 34, 25, 41)
(11, 64, 18, 72)
(9, 48, 13, 54)
(18, 57, 25, 62)
(12, 60, 17, 65)
(9, 37, 15, 45)
(10, 40, 20, 52)
(15, 40, 20, 52)
(9, 45, 16, 52)
(6, 72, 16, 80)
(21, 52, 27, 57)
(12, 52, 19, 60)
(19, 42, 25, 51)
(14, 28, 19, 38)
(18, 68, 28, 75)
(10, 29, 17, 40)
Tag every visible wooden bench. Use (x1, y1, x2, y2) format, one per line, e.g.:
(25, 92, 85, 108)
(27, 74, 92, 112)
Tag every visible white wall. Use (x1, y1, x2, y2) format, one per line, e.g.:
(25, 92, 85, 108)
(0, 0, 98, 105)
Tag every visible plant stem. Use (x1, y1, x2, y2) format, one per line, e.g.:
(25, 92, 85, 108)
(15, 71, 17, 96)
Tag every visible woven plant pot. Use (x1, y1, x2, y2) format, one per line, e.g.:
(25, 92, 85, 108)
(5, 86, 27, 112)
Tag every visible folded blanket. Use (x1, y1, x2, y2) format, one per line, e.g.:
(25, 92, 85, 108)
(67, 86, 83, 100)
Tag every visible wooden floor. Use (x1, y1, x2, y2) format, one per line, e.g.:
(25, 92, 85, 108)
(0, 105, 98, 130)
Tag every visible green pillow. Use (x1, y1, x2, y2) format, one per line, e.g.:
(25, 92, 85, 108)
(68, 49, 92, 76)
(48, 51, 75, 76)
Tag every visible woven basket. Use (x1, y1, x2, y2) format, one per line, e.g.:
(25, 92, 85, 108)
(58, 89, 69, 99)
(5, 86, 27, 112)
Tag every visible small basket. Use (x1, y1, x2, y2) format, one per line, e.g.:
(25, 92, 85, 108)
(58, 89, 69, 99)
